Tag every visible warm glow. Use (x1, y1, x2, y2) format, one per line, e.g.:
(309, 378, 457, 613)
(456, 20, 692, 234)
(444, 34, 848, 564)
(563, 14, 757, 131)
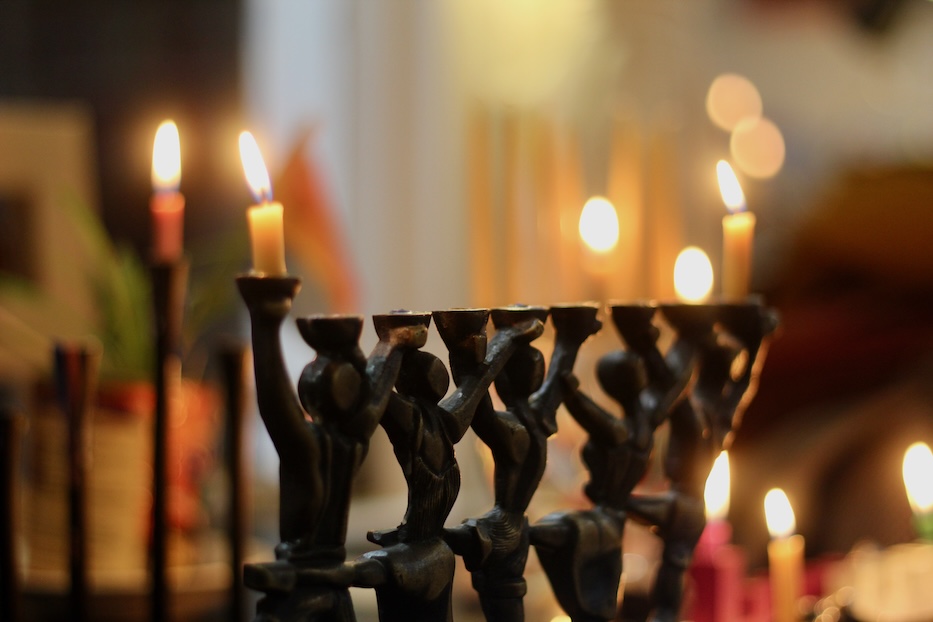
(705, 451, 731, 521)
(717, 160, 746, 214)
(151, 120, 181, 191)
(673, 247, 714, 303)
(578, 196, 620, 253)
(550, 617, 572, 622)
(765, 488, 796, 539)
(730, 116, 786, 179)
(903, 442, 933, 514)
(706, 73, 763, 132)
(239, 131, 273, 203)
(449, 0, 599, 107)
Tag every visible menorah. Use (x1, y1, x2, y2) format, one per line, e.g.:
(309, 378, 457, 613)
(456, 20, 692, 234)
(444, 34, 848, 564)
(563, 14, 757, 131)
(237, 274, 778, 622)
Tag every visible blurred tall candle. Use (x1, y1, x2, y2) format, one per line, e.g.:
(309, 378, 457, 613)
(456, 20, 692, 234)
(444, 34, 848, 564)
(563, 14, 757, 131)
(717, 160, 755, 299)
(691, 452, 745, 622)
(239, 131, 287, 276)
(150, 121, 184, 262)
(765, 488, 804, 622)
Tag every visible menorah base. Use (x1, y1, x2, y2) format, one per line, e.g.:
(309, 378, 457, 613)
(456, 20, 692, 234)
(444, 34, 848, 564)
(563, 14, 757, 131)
(245, 560, 355, 622)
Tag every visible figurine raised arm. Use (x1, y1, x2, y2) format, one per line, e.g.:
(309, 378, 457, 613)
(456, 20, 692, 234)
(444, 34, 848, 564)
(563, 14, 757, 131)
(530, 304, 694, 622)
(295, 309, 544, 622)
(237, 274, 427, 622)
(626, 302, 776, 622)
(445, 304, 599, 622)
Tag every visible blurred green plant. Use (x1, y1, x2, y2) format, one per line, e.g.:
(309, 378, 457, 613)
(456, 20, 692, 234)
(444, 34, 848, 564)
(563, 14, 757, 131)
(0, 195, 247, 383)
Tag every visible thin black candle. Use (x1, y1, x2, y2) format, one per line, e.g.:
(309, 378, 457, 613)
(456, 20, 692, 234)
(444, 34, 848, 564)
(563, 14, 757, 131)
(0, 390, 24, 622)
(54, 342, 99, 622)
(219, 343, 248, 622)
(150, 260, 188, 622)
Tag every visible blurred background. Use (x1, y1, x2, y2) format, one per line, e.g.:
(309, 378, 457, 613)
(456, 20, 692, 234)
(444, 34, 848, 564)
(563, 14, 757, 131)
(1, 0, 933, 619)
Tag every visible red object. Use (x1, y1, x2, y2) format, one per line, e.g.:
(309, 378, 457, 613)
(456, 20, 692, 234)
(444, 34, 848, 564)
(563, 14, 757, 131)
(275, 130, 359, 312)
(689, 521, 747, 622)
(743, 574, 771, 622)
(150, 191, 185, 263)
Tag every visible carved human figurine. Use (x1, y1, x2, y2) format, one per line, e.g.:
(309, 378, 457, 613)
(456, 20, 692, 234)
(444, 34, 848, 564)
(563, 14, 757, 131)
(530, 305, 694, 622)
(444, 304, 600, 622)
(626, 303, 777, 622)
(296, 309, 544, 622)
(237, 276, 428, 622)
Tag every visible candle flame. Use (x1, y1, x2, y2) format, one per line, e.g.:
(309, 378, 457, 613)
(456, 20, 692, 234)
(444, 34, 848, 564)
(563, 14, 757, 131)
(239, 131, 273, 203)
(717, 160, 746, 214)
(152, 120, 181, 192)
(705, 451, 731, 521)
(673, 246, 714, 303)
(578, 196, 619, 253)
(903, 442, 933, 514)
(765, 488, 796, 539)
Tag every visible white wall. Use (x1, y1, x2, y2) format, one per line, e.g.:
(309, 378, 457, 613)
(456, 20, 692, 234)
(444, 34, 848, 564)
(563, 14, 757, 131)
(243, 0, 467, 331)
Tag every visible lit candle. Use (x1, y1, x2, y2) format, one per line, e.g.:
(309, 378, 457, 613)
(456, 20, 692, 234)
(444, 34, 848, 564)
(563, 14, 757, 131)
(718, 160, 755, 299)
(690, 452, 745, 622)
(239, 131, 287, 276)
(703, 451, 732, 550)
(765, 488, 804, 622)
(578, 195, 620, 300)
(673, 246, 714, 303)
(903, 442, 933, 541)
(151, 120, 184, 262)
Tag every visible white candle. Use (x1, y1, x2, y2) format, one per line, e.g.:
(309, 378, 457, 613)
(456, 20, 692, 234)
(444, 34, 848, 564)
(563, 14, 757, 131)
(765, 488, 804, 622)
(239, 131, 287, 276)
(717, 160, 755, 299)
(151, 120, 184, 262)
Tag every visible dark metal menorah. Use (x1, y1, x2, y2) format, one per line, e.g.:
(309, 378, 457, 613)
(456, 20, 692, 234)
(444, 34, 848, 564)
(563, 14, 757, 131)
(237, 274, 777, 622)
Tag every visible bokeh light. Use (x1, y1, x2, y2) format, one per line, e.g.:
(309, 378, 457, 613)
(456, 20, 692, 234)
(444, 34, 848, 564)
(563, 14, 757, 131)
(673, 247, 714, 303)
(730, 116, 786, 179)
(706, 73, 763, 132)
(578, 196, 620, 253)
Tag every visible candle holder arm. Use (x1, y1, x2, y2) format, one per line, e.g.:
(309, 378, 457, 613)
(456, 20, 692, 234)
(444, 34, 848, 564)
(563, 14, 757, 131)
(351, 323, 429, 440)
(439, 318, 543, 441)
(528, 311, 602, 418)
(527, 516, 572, 551)
(644, 343, 697, 432)
(378, 392, 417, 457)
(626, 491, 676, 532)
(468, 393, 530, 465)
(559, 373, 628, 445)
(237, 277, 318, 467)
(721, 311, 778, 419)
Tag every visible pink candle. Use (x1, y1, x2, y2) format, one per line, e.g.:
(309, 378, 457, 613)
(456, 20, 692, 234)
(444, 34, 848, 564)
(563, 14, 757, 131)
(150, 120, 184, 262)
(690, 452, 746, 622)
